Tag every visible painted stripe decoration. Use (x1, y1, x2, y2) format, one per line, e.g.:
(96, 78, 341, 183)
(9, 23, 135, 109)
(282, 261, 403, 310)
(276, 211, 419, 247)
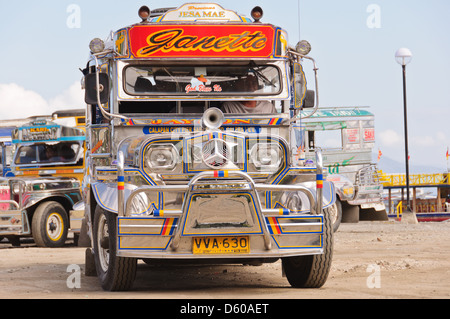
(154, 209, 164, 217)
(316, 174, 324, 189)
(279, 208, 289, 216)
(210, 132, 223, 140)
(118, 176, 125, 191)
(213, 170, 229, 178)
(267, 217, 282, 235)
(161, 218, 177, 236)
(268, 118, 283, 125)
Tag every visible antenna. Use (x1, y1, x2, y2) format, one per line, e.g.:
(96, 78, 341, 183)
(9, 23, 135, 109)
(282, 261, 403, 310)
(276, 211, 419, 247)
(298, 0, 301, 40)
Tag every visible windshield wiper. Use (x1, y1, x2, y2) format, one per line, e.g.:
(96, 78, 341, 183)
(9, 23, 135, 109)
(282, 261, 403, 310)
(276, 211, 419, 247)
(249, 62, 275, 87)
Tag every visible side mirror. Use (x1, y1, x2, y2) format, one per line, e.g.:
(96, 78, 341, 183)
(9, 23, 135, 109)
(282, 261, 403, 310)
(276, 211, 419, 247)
(84, 73, 110, 105)
(293, 62, 307, 109)
(303, 90, 315, 108)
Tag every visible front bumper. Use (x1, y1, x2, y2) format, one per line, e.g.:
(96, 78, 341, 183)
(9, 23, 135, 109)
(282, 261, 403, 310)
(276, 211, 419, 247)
(115, 170, 328, 259)
(0, 203, 30, 236)
(0, 181, 30, 236)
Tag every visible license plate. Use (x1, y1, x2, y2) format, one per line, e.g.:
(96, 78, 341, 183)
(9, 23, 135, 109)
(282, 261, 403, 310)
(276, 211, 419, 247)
(193, 236, 250, 254)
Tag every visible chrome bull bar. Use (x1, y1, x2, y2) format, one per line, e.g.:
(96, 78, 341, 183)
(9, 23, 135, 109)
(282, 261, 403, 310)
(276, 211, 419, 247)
(0, 178, 25, 211)
(0, 179, 28, 236)
(118, 150, 324, 252)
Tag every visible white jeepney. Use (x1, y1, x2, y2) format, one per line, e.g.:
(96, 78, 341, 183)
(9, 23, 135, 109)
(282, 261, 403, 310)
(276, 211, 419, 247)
(302, 107, 387, 230)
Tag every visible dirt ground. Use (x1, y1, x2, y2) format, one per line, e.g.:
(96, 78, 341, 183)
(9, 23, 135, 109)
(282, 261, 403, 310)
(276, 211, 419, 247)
(0, 220, 449, 300)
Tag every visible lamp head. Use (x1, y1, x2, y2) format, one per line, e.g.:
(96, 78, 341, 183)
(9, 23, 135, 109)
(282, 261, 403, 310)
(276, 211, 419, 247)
(251, 6, 263, 23)
(395, 48, 413, 66)
(139, 6, 151, 22)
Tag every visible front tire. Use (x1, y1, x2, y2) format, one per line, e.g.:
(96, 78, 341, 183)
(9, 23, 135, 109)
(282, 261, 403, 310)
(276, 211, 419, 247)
(93, 206, 137, 291)
(341, 201, 360, 223)
(282, 205, 334, 288)
(330, 198, 342, 232)
(32, 201, 69, 247)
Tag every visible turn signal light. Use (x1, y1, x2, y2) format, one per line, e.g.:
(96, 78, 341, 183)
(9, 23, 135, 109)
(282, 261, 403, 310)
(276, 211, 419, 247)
(139, 6, 151, 22)
(251, 6, 263, 22)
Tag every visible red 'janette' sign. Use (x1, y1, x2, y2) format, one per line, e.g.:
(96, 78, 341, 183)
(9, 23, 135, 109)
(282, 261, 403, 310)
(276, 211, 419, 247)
(128, 25, 276, 58)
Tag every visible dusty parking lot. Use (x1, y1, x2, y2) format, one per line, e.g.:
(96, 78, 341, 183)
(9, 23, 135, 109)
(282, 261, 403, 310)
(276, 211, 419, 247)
(0, 221, 449, 300)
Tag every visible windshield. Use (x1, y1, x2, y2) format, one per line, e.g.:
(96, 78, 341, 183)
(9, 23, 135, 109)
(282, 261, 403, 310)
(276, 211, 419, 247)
(124, 64, 281, 96)
(15, 142, 82, 166)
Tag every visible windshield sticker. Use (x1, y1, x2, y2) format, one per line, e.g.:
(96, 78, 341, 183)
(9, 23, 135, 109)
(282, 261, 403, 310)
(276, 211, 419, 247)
(185, 76, 222, 93)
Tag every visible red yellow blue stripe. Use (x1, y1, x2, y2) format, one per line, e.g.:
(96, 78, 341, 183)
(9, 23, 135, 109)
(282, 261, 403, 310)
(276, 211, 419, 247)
(316, 174, 323, 189)
(213, 170, 229, 178)
(118, 176, 125, 191)
(209, 132, 223, 140)
(268, 118, 283, 125)
(267, 217, 282, 235)
(161, 218, 177, 236)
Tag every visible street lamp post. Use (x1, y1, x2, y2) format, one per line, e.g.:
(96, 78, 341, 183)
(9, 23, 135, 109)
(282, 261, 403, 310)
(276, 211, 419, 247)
(395, 48, 418, 224)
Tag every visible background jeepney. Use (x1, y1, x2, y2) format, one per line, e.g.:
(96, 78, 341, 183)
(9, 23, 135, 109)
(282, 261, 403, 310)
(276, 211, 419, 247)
(81, 3, 336, 291)
(303, 107, 387, 230)
(0, 127, 15, 178)
(0, 117, 85, 247)
(0, 115, 54, 178)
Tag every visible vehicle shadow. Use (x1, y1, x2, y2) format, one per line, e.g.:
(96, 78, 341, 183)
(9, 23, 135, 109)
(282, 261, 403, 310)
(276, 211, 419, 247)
(132, 261, 290, 292)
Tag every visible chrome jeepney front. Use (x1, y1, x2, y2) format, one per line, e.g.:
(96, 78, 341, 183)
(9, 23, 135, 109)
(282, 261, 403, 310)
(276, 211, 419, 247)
(0, 179, 29, 236)
(114, 150, 325, 259)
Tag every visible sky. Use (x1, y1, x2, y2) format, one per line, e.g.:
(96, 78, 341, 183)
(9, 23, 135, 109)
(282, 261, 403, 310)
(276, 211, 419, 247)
(0, 0, 449, 172)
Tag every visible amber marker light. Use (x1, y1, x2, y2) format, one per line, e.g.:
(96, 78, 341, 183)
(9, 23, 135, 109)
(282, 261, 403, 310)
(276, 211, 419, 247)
(139, 6, 151, 22)
(251, 6, 263, 23)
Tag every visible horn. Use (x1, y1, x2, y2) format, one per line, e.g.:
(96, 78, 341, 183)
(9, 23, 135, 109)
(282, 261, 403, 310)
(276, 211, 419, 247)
(202, 108, 224, 130)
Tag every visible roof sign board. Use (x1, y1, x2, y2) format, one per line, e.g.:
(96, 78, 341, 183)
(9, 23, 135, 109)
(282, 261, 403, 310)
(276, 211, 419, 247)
(302, 109, 374, 119)
(128, 24, 277, 58)
(156, 3, 245, 23)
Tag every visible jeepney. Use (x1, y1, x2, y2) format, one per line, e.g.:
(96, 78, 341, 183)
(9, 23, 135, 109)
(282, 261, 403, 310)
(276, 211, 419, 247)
(303, 107, 387, 229)
(81, 3, 336, 291)
(0, 127, 15, 177)
(0, 118, 85, 247)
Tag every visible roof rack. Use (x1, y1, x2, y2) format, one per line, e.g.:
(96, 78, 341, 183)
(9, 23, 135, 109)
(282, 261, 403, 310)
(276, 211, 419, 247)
(150, 7, 176, 18)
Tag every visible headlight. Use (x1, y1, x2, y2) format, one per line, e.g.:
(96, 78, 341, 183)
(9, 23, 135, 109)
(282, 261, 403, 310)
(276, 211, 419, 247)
(12, 183, 22, 195)
(89, 38, 105, 54)
(286, 192, 302, 212)
(250, 143, 283, 171)
(327, 175, 355, 201)
(32, 183, 46, 191)
(145, 144, 178, 171)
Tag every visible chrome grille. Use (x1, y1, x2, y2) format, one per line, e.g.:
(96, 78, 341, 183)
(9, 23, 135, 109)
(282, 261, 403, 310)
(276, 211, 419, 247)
(202, 139, 230, 169)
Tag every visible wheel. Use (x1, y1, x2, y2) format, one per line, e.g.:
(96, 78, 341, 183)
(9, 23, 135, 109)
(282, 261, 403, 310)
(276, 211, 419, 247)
(32, 201, 69, 247)
(93, 206, 137, 291)
(282, 205, 334, 288)
(329, 198, 342, 232)
(341, 201, 360, 223)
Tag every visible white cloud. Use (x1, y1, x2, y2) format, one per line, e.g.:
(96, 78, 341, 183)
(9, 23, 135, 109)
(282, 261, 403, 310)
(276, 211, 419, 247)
(49, 82, 84, 110)
(410, 131, 449, 149)
(378, 129, 403, 147)
(0, 82, 84, 120)
(412, 135, 437, 147)
(0, 83, 50, 118)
